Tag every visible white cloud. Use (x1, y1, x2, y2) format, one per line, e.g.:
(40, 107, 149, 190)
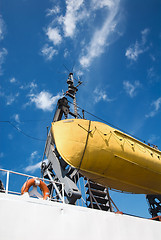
(91, 0, 114, 10)
(141, 28, 150, 44)
(10, 77, 16, 83)
(76, 69, 84, 78)
(147, 67, 159, 82)
(13, 113, 20, 123)
(0, 16, 7, 74)
(41, 44, 58, 60)
(151, 98, 161, 112)
(6, 96, 15, 105)
(125, 43, 144, 62)
(146, 97, 161, 118)
(0, 86, 19, 106)
(46, 6, 60, 16)
(42, 0, 88, 58)
(42, 0, 122, 66)
(64, 48, 69, 58)
(46, 27, 62, 45)
(147, 67, 155, 79)
(0, 48, 8, 75)
(30, 151, 38, 159)
(20, 81, 37, 92)
(24, 159, 48, 173)
(29, 151, 38, 165)
(24, 162, 41, 173)
(6, 92, 19, 105)
(62, 0, 84, 38)
(123, 80, 141, 98)
(45, 0, 87, 41)
(28, 90, 62, 111)
(29, 82, 37, 91)
(0, 15, 6, 41)
(125, 28, 150, 61)
(79, 0, 120, 68)
(93, 87, 113, 103)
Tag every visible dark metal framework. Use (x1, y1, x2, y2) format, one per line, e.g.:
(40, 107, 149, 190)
(41, 72, 113, 210)
(146, 194, 161, 219)
(85, 179, 113, 211)
(40, 72, 161, 219)
(41, 73, 82, 204)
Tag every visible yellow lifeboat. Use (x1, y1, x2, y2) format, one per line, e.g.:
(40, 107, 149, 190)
(51, 119, 161, 194)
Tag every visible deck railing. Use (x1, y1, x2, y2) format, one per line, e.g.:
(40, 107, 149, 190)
(0, 168, 65, 203)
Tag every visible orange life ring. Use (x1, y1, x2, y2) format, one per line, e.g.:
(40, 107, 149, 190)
(21, 178, 50, 200)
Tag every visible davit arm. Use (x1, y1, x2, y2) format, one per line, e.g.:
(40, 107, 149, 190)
(42, 96, 81, 204)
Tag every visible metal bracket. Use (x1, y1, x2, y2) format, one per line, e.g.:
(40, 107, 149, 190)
(146, 194, 161, 217)
(43, 132, 81, 204)
(53, 97, 70, 122)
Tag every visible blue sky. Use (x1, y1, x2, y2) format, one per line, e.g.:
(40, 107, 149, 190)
(0, 0, 161, 218)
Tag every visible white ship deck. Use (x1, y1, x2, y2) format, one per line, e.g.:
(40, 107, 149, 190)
(0, 168, 160, 240)
(0, 192, 160, 240)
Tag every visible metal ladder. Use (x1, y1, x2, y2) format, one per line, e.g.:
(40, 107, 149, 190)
(85, 179, 113, 212)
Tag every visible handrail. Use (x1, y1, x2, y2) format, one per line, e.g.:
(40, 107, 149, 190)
(0, 168, 61, 185)
(0, 168, 65, 203)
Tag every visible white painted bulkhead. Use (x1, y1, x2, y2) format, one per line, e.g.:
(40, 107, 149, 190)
(0, 193, 160, 240)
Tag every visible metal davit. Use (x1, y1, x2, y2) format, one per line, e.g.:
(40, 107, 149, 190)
(41, 71, 161, 218)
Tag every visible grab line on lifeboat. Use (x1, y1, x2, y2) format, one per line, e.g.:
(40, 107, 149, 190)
(77, 120, 91, 172)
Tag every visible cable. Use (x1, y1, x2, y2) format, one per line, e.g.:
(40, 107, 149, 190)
(77, 120, 91, 174)
(0, 119, 49, 123)
(0, 101, 153, 145)
(0, 121, 45, 142)
(67, 100, 148, 144)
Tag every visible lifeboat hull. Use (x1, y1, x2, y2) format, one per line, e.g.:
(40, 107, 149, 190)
(51, 119, 161, 194)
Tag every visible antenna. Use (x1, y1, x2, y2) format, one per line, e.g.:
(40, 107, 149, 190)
(65, 72, 82, 118)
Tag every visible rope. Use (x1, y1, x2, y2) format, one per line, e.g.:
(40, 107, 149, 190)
(76, 120, 91, 173)
(0, 121, 45, 142)
(67, 100, 150, 145)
